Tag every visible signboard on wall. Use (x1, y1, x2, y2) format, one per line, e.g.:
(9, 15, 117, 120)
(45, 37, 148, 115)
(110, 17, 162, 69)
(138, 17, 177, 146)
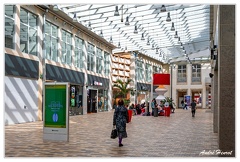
(43, 82, 69, 141)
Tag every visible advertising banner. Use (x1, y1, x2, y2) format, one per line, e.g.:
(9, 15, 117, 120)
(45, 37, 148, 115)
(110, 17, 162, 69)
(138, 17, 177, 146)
(44, 84, 67, 128)
(43, 82, 69, 141)
(184, 95, 191, 106)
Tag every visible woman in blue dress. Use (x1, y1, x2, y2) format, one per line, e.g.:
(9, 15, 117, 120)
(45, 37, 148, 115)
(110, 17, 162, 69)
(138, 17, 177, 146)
(113, 99, 129, 147)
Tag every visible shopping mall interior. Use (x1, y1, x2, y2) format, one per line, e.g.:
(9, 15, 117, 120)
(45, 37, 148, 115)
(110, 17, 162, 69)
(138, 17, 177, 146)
(4, 3, 235, 157)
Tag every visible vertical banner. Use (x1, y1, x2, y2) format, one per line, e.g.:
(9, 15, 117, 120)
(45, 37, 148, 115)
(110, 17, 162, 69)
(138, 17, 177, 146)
(184, 95, 191, 106)
(43, 82, 69, 141)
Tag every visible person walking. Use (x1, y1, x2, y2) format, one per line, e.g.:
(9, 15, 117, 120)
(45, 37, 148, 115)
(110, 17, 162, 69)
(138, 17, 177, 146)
(191, 100, 197, 117)
(113, 99, 129, 147)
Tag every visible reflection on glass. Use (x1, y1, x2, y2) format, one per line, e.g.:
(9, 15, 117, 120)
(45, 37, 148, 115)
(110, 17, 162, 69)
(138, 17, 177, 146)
(5, 5, 14, 49)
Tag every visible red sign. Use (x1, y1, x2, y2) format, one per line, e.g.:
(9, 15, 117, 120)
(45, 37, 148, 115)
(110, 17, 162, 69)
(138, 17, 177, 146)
(153, 73, 170, 85)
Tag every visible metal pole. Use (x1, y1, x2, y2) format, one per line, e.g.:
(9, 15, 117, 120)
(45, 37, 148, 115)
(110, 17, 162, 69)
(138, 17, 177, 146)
(170, 65, 173, 99)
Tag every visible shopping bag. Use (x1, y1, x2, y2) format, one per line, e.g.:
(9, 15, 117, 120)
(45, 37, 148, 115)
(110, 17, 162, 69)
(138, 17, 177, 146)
(111, 126, 117, 139)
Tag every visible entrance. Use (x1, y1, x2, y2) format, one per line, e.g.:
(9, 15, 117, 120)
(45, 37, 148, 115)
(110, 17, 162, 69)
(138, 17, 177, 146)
(87, 89, 97, 113)
(177, 90, 187, 108)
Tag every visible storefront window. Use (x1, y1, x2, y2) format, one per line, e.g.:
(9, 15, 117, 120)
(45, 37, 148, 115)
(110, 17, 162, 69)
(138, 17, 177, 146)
(98, 89, 108, 112)
(20, 7, 38, 55)
(5, 5, 15, 49)
(45, 21, 58, 62)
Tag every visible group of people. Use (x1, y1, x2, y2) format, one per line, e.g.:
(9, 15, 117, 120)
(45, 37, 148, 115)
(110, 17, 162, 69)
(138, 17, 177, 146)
(112, 98, 197, 147)
(128, 102, 146, 115)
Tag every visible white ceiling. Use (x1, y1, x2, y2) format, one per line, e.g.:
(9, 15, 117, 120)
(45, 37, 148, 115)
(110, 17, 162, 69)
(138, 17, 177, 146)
(53, 4, 211, 63)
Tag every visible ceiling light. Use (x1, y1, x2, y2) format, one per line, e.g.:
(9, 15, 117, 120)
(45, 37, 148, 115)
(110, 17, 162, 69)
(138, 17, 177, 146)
(180, 42, 183, 49)
(141, 33, 145, 40)
(159, 52, 162, 57)
(170, 22, 175, 31)
(114, 6, 120, 16)
(182, 47, 186, 52)
(118, 42, 121, 49)
(53, 5, 60, 11)
(88, 21, 92, 30)
(147, 38, 150, 45)
(156, 48, 159, 54)
(174, 31, 178, 38)
(109, 36, 113, 43)
(151, 44, 155, 50)
(178, 37, 181, 44)
(161, 5, 166, 12)
(166, 12, 171, 22)
(124, 46, 128, 53)
(134, 25, 138, 34)
(125, 16, 130, 25)
(99, 30, 103, 38)
(72, 13, 77, 22)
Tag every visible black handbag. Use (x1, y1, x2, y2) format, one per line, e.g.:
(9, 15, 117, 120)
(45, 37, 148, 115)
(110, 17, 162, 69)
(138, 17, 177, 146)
(111, 126, 117, 139)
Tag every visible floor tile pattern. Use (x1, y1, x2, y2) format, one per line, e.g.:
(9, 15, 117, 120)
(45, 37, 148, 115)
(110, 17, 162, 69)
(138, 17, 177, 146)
(5, 109, 218, 157)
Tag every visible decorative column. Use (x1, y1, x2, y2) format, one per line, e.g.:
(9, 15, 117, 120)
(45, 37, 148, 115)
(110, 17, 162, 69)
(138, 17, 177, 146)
(155, 85, 167, 105)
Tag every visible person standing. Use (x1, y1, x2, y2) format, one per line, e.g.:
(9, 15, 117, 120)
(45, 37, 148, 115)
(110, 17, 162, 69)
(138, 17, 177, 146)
(191, 100, 197, 117)
(113, 99, 129, 147)
(151, 98, 156, 116)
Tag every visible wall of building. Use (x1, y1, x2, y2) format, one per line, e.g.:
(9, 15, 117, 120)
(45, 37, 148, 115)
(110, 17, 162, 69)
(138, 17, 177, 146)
(171, 62, 211, 108)
(4, 5, 114, 125)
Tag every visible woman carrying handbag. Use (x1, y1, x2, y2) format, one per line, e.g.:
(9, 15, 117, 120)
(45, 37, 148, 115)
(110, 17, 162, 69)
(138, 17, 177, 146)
(112, 99, 129, 147)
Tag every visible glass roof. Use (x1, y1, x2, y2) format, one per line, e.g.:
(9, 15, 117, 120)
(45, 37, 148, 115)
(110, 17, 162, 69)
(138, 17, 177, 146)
(54, 4, 211, 63)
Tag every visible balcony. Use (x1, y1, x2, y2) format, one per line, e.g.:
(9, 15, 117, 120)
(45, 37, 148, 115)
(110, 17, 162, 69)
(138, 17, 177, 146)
(125, 65, 130, 71)
(112, 70, 118, 75)
(119, 58, 125, 64)
(119, 64, 124, 69)
(125, 59, 130, 64)
(125, 72, 130, 77)
(112, 56, 119, 62)
(112, 63, 118, 69)
(119, 70, 125, 76)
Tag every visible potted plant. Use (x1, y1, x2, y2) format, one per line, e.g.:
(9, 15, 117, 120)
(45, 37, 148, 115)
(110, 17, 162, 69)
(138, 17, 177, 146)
(162, 97, 176, 113)
(113, 78, 133, 106)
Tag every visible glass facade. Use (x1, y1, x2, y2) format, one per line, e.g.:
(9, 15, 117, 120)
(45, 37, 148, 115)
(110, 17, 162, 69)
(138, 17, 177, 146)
(74, 37, 84, 68)
(45, 21, 58, 61)
(20, 7, 38, 55)
(61, 30, 72, 65)
(177, 65, 187, 82)
(5, 5, 15, 49)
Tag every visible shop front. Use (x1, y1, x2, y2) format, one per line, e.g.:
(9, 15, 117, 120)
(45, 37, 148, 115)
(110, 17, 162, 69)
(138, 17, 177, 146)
(46, 64, 85, 115)
(136, 82, 151, 104)
(87, 74, 109, 113)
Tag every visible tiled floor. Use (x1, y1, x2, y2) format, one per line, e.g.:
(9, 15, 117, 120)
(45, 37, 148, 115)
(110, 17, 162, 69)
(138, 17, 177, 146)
(5, 109, 218, 157)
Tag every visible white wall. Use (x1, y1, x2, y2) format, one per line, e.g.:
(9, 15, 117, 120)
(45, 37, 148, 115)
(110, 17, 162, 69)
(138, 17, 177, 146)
(5, 76, 38, 125)
(171, 62, 211, 108)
